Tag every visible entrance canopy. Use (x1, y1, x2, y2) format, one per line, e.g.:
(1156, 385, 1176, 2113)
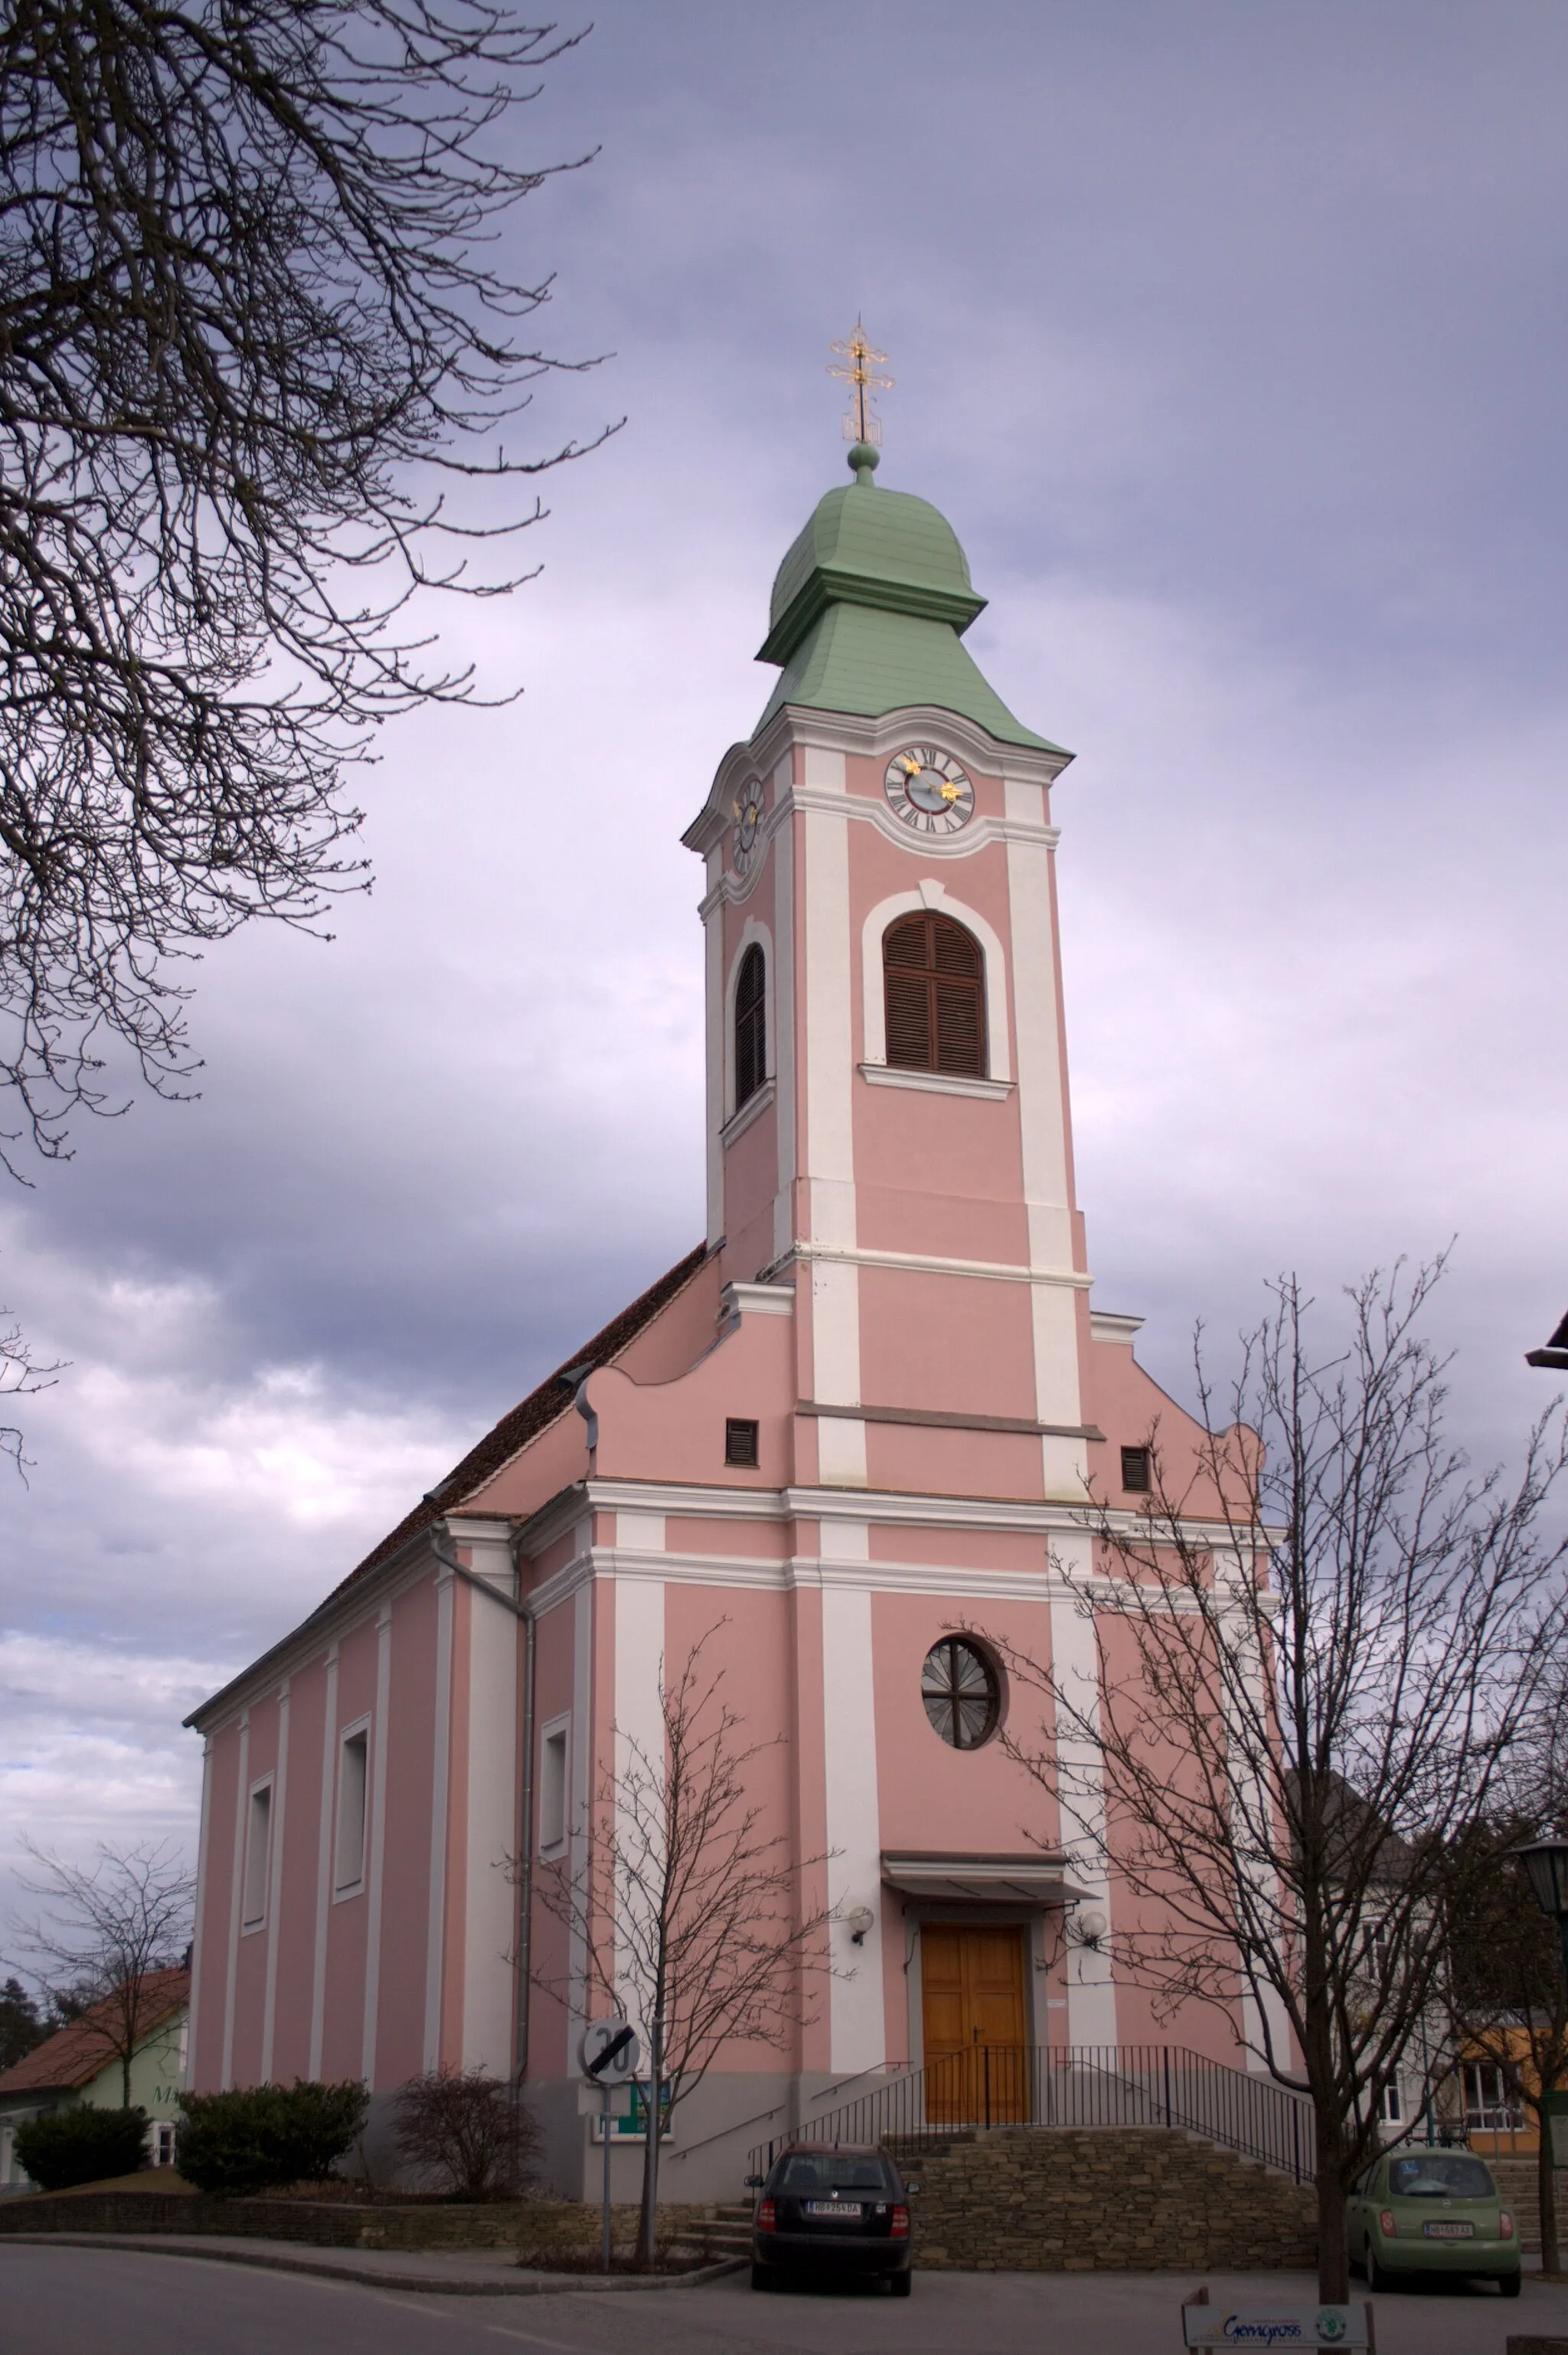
(880, 1850, 1089, 1906)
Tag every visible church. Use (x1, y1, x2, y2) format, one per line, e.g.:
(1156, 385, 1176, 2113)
(185, 384, 1265, 2199)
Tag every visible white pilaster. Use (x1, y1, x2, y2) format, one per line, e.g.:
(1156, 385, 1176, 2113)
(220, 1714, 250, 2090)
(459, 1527, 521, 2073)
(615, 1569, 667, 2043)
(361, 1608, 394, 2082)
(704, 883, 724, 1246)
(772, 769, 797, 1267)
(308, 1647, 339, 2081)
(802, 760, 863, 1478)
(185, 1740, 215, 2088)
(260, 1681, 290, 2081)
(1006, 815, 1084, 1484)
(1049, 1536, 1117, 2046)
(423, 1574, 455, 2071)
(820, 1531, 885, 2073)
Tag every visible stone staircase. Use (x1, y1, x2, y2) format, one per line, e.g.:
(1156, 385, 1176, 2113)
(886, 2125, 1318, 2272)
(666, 2202, 753, 2264)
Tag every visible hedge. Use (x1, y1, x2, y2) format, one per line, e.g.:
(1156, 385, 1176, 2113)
(13, 2104, 149, 2191)
(176, 2079, 368, 2197)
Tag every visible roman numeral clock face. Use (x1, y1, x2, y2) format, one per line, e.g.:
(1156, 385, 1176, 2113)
(884, 745, 975, 835)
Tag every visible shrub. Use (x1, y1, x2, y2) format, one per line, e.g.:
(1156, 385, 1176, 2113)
(393, 2067, 541, 2200)
(176, 2079, 368, 2198)
(13, 2104, 149, 2190)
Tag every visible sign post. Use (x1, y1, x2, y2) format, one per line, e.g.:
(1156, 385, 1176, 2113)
(1181, 2285, 1375, 2348)
(579, 2020, 639, 2272)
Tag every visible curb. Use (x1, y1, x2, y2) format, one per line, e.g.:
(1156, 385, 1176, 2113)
(0, 2234, 748, 2297)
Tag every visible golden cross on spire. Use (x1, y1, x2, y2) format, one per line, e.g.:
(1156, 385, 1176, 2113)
(828, 319, 893, 447)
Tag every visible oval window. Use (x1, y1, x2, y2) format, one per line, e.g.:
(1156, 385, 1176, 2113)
(921, 1637, 1001, 1751)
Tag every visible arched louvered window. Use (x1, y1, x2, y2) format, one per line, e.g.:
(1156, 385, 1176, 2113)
(883, 912, 986, 1078)
(734, 944, 767, 1109)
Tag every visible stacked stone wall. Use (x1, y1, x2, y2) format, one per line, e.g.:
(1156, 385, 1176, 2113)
(898, 2127, 1317, 2272)
(0, 2190, 722, 2255)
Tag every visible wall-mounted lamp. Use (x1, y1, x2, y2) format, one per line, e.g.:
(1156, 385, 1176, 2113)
(1071, 1907, 1108, 1951)
(844, 1905, 876, 1946)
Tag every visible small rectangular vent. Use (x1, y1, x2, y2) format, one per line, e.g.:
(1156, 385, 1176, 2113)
(725, 1417, 760, 1468)
(1119, 1444, 1152, 1493)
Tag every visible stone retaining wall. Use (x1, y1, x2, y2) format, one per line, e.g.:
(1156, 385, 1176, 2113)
(0, 2191, 721, 2255)
(900, 2128, 1318, 2272)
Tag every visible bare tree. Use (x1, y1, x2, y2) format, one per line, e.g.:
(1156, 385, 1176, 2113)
(1446, 1813, 1568, 2272)
(978, 1261, 1568, 2301)
(394, 2064, 543, 2200)
(0, 2, 612, 1171)
(0, 1297, 59, 1470)
(531, 1626, 835, 2267)
(8, 1837, 194, 2105)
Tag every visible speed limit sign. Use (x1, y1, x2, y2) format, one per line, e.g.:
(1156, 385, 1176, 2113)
(579, 2017, 640, 2084)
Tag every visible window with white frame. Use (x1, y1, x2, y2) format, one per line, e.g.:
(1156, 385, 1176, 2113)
(539, 1718, 569, 1851)
(335, 1722, 370, 1894)
(242, 1780, 273, 1929)
(1465, 2062, 1524, 2131)
(1376, 2076, 1403, 2123)
(149, 2121, 178, 2167)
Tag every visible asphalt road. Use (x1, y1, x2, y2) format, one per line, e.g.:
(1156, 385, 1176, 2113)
(5, 2245, 1568, 2355)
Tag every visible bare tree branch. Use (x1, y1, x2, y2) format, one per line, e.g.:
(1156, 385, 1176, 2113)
(7, 1836, 194, 2105)
(0, 1289, 60, 1472)
(0, 2, 614, 1167)
(974, 1260, 1568, 2301)
(529, 1624, 836, 2266)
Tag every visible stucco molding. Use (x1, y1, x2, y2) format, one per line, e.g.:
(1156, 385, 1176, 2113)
(858, 1062, 1013, 1102)
(782, 1241, 1093, 1290)
(719, 1074, 774, 1146)
(859, 878, 1012, 1081)
(720, 916, 775, 1127)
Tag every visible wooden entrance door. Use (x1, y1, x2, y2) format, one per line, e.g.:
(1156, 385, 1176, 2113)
(920, 1925, 1028, 2123)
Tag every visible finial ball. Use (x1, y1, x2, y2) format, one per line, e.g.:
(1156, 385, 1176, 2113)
(848, 441, 880, 484)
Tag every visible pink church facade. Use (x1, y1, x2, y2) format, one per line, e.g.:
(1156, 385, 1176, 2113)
(186, 443, 1272, 2197)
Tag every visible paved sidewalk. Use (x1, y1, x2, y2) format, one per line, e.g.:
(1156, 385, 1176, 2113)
(0, 2230, 743, 2295)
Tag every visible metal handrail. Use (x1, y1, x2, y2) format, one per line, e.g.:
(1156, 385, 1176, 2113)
(747, 2044, 1316, 2185)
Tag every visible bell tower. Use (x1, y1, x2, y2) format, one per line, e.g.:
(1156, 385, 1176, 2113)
(684, 414, 1095, 1503)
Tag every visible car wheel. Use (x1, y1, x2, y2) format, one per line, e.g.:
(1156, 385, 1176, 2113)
(1501, 2271, 1522, 2298)
(889, 2271, 913, 2298)
(1366, 2244, 1389, 2293)
(750, 2265, 771, 2291)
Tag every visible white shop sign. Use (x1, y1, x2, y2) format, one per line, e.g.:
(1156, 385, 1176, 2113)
(1181, 2291, 1374, 2348)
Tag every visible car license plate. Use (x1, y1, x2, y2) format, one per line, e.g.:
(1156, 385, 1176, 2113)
(1423, 2220, 1474, 2239)
(806, 2200, 861, 2217)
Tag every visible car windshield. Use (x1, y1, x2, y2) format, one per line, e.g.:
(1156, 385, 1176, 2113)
(1387, 2157, 1495, 2200)
(775, 2154, 892, 2194)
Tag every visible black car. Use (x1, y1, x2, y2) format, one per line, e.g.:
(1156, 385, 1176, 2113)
(746, 2142, 915, 2294)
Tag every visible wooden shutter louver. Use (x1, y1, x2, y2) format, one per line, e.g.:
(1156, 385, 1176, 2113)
(733, 944, 766, 1109)
(882, 913, 986, 1078)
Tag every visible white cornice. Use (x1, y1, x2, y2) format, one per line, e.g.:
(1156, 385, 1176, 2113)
(186, 1529, 442, 1737)
(779, 1241, 1092, 1290)
(684, 704, 1069, 855)
(858, 1062, 1014, 1104)
(549, 1474, 1257, 1552)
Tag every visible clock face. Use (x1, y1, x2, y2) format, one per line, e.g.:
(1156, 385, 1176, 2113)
(731, 778, 766, 873)
(884, 744, 975, 835)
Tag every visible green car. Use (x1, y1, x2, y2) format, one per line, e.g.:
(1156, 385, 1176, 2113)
(1347, 2150, 1521, 2294)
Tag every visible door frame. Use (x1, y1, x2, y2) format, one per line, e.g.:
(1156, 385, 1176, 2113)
(903, 1905, 1054, 2069)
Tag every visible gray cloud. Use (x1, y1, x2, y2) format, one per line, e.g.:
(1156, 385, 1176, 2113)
(2, 0, 1564, 1921)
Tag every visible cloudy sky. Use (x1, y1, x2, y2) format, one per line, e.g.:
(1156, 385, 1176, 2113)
(2, 0, 1566, 1935)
